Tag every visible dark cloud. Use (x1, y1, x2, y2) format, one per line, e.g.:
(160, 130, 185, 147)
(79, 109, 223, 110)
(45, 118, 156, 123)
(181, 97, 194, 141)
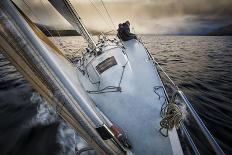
(14, 0, 232, 35)
(142, 0, 232, 18)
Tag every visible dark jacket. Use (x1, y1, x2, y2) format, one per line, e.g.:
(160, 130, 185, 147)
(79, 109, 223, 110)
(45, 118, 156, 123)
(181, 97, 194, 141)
(117, 23, 137, 41)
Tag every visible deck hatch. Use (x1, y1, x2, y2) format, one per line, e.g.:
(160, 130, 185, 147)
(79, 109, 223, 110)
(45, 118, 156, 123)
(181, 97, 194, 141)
(96, 56, 117, 74)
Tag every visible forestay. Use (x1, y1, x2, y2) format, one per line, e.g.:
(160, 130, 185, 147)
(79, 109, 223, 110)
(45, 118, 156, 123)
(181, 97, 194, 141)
(48, 0, 97, 51)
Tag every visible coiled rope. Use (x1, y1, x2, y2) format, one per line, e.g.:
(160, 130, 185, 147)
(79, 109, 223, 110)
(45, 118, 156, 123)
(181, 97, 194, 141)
(76, 146, 94, 155)
(159, 103, 182, 137)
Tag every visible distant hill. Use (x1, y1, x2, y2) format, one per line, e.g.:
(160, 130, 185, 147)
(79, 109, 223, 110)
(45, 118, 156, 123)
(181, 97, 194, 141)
(36, 24, 80, 36)
(208, 24, 232, 36)
(36, 24, 102, 36)
(42, 29, 81, 36)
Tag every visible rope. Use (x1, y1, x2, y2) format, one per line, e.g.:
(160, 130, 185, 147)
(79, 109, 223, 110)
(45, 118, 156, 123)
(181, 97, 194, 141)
(87, 86, 121, 94)
(88, 0, 112, 31)
(22, 0, 55, 40)
(99, 0, 116, 30)
(40, 0, 62, 38)
(159, 103, 182, 137)
(86, 59, 128, 94)
(153, 86, 164, 99)
(13, 1, 97, 128)
(118, 61, 127, 87)
(64, 0, 97, 51)
(76, 146, 94, 155)
(39, 0, 75, 61)
(1, 22, 77, 126)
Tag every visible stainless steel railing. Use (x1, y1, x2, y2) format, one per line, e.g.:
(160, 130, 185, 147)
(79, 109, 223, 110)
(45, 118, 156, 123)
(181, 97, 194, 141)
(172, 90, 225, 155)
(144, 46, 225, 155)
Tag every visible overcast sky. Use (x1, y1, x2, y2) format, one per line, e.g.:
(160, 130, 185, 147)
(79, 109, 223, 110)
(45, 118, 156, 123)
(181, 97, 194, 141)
(14, 0, 232, 35)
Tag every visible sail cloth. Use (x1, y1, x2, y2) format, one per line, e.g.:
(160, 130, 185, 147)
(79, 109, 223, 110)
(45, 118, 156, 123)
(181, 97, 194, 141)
(48, 0, 97, 50)
(12, 2, 65, 57)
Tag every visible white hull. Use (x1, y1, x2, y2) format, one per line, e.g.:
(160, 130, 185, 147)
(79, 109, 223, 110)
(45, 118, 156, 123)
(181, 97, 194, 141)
(77, 39, 183, 155)
(2, 1, 225, 155)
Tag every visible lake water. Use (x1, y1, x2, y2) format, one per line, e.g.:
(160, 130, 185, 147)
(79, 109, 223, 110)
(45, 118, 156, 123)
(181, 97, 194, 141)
(0, 36, 232, 155)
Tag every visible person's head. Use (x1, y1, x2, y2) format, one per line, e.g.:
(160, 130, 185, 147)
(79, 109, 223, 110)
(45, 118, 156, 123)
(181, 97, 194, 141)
(118, 23, 123, 28)
(125, 21, 130, 27)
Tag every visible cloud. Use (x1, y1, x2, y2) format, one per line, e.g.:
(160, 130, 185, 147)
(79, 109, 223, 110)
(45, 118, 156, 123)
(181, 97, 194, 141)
(78, 0, 232, 34)
(142, 0, 232, 18)
(14, 0, 232, 35)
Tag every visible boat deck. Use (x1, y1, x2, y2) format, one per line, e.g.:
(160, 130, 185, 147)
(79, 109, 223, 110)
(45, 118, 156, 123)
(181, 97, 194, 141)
(79, 39, 179, 154)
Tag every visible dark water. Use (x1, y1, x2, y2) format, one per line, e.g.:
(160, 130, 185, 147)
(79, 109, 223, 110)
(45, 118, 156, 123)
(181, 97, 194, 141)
(0, 36, 232, 154)
(144, 36, 232, 154)
(0, 53, 76, 154)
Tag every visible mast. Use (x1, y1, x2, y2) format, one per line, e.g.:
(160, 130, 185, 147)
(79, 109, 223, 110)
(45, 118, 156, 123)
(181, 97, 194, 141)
(49, 0, 97, 52)
(0, 1, 120, 154)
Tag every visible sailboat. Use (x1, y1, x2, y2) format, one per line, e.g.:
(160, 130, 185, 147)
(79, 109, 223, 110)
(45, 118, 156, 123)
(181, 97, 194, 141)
(0, 0, 225, 155)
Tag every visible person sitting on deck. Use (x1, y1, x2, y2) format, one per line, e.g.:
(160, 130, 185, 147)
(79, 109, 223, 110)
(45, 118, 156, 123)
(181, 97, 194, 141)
(117, 21, 137, 41)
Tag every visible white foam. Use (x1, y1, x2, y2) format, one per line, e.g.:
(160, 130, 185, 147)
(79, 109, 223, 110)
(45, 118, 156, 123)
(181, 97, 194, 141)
(30, 92, 93, 155)
(30, 92, 57, 125)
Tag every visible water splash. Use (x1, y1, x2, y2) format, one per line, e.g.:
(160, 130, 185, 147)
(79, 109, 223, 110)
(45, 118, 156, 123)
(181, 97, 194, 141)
(30, 92, 96, 155)
(175, 98, 189, 122)
(30, 92, 77, 155)
(57, 121, 76, 155)
(30, 92, 58, 125)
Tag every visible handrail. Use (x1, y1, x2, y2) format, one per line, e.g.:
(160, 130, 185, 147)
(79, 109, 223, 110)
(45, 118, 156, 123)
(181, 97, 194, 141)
(158, 64, 225, 155)
(143, 46, 225, 155)
(153, 58, 178, 89)
(142, 43, 178, 89)
(180, 122, 201, 155)
(176, 91, 225, 155)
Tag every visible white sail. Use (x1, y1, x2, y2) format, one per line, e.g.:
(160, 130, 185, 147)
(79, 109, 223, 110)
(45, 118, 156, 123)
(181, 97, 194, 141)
(0, 1, 120, 154)
(1, 0, 225, 155)
(48, 0, 97, 51)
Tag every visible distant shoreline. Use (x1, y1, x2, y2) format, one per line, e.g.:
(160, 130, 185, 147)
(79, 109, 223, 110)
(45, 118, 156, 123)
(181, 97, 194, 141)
(207, 24, 232, 36)
(43, 31, 232, 37)
(37, 23, 232, 37)
(39, 29, 232, 37)
(40, 29, 80, 36)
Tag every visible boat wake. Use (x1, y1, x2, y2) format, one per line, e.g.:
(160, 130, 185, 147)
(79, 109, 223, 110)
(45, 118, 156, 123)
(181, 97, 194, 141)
(30, 92, 78, 155)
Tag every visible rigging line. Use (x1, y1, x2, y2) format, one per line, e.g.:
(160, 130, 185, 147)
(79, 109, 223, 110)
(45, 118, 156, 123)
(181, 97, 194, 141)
(17, 1, 94, 126)
(64, 0, 96, 50)
(87, 60, 127, 94)
(40, 0, 62, 39)
(29, 44, 97, 129)
(24, 0, 74, 65)
(39, 0, 70, 56)
(99, 0, 116, 30)
(1, 29, 75, 124)
(22, 0, 55, 40)
(88, 0, 112, 31)
(15, 1, 100, 130)
(39, 0, 108, 122)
